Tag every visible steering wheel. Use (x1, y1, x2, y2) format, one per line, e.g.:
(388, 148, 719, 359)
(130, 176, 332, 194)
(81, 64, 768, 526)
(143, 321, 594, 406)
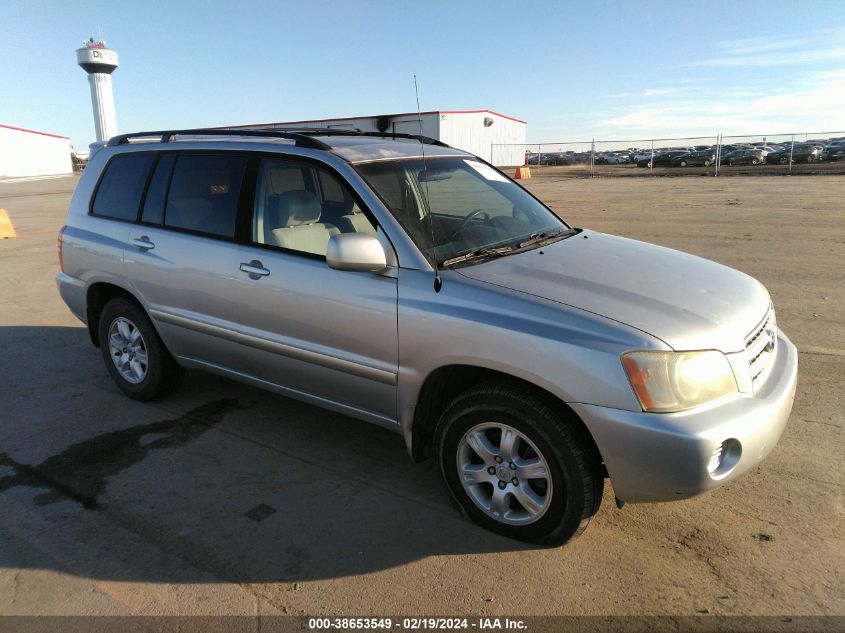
(451, 208, 492, 238)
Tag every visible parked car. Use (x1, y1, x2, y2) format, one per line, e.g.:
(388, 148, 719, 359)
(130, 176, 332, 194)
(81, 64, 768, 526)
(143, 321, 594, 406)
(822, 143, 845, 161)
(765, 144, 821, 164)
(57, 128, 797, 546)
(669, 150, 716, 167)
(636, 150, 688, 167)
(722, 149, 765, 166)
(544, 153, 572, 166)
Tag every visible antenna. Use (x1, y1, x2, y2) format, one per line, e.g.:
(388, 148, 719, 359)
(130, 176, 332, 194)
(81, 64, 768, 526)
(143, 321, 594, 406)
(414, 75, 442, 293)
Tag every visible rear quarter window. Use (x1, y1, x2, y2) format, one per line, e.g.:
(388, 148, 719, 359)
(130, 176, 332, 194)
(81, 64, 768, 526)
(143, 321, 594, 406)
(91, 153, 156, 221)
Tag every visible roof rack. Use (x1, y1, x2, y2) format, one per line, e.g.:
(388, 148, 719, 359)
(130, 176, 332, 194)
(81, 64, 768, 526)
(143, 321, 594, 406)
(107, 127, 451, 150)
(107, 128, 332, 150)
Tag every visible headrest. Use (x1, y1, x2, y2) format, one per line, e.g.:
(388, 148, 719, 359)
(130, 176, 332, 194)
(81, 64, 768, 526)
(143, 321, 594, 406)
(277, 190, 321, 227)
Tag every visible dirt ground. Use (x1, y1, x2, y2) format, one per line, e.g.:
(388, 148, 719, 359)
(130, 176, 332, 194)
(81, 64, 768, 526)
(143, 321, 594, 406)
(0, 173, 842, 623)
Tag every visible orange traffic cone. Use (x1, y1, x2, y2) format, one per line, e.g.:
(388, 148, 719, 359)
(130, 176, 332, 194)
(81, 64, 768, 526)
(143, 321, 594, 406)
(0, 209, 16, 239)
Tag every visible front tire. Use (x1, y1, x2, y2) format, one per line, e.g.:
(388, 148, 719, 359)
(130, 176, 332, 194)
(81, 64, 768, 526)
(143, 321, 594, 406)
(98, 297, 184, 401)
(436, 382, 603, 546)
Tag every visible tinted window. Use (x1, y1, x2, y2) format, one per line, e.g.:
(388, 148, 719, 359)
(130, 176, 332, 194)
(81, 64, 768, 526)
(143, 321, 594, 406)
(140, 154, 177, 225)
(91, 154, 156, 221)
(164, 155, 247, 238)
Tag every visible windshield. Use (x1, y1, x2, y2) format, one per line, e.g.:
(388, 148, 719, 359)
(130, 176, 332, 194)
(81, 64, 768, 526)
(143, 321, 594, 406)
(354, 156, 569, 266)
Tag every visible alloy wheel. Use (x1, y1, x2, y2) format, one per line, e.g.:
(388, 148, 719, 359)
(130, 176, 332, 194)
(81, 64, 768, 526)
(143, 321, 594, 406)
(456, 422, 553, 526)
(107, 317, 148, 384)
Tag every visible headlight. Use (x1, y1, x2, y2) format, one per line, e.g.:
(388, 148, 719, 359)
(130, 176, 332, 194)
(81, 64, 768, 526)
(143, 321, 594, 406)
(621, 350, 738, 412)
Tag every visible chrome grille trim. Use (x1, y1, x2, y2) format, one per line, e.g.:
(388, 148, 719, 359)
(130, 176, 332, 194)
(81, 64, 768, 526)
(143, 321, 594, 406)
(745, 306, 776, 391)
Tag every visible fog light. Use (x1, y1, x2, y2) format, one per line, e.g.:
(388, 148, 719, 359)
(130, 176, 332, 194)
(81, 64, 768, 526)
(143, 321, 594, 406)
(707, 439, 742, 478)
(707, 442, 727, 474)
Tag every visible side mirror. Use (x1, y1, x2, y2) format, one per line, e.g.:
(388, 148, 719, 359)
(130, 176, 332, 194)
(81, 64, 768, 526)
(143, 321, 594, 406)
(326, 233, 387, 272)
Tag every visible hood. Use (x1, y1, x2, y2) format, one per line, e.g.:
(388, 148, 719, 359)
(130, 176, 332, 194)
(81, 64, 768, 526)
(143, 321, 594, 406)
(457, 231, 770, 352)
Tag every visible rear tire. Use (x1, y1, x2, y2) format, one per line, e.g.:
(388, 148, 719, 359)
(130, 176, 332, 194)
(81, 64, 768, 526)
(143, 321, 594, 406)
(98, 297, 184, 401)
(436, 382, 603, 546)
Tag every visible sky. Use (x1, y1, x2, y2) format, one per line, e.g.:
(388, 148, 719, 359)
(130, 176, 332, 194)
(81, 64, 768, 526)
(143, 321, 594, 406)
(2, 0, 845, 149)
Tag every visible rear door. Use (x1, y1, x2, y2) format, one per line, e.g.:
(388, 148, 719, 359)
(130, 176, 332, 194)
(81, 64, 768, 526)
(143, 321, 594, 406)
(125, 152, 255, 372)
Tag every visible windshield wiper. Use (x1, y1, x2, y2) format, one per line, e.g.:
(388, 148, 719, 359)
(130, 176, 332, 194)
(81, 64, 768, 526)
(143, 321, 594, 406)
(517, 228, 577, 249)
(441, 246, 513, 268)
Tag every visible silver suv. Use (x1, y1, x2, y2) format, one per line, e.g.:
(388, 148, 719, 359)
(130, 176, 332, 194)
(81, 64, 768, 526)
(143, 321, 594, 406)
(57, 129, 798, 545)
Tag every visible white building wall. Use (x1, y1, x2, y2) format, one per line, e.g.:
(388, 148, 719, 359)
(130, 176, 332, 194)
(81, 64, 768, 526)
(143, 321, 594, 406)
(438, 112, 526, 166)
(237, 110, 525, 166)
(0, 126, 73, 178)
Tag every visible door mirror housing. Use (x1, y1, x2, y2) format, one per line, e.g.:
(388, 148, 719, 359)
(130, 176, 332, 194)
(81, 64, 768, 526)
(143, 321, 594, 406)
(326, 233, 388, 272)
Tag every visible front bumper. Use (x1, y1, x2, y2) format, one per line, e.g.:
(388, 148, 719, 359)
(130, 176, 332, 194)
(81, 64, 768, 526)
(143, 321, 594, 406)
(571, 330, 798, 503)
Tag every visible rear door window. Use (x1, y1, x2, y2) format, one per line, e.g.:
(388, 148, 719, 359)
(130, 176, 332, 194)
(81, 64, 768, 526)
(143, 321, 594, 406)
(91, 153, 156, 221)
(164, 154, 247, 238)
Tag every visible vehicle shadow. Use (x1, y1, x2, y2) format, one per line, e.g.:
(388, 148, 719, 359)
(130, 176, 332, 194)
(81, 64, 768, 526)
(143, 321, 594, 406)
(0, 325, 539, 585)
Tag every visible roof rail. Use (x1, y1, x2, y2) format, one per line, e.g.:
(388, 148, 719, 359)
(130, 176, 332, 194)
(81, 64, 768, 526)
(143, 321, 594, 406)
(106, 128, 332, 150)
(107, 127, 451, 150)
(240, 127, 451, 148)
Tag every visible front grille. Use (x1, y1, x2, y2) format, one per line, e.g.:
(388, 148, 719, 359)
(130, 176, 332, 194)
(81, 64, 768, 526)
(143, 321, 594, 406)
(745, 306, 777, 391)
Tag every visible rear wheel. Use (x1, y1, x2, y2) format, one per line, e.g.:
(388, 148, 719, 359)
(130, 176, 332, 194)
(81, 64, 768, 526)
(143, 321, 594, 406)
(752, 158, 759, 165)
(704, 160, 712, 166)
(98, 298, 184, 401)
(436, 382, 603, 546)
(679, 160, 687, 167)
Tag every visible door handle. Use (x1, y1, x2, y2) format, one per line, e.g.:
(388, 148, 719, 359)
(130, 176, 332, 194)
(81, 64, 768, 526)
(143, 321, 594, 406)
(239, 261, 270, 277)
(131, 236, 155, 250)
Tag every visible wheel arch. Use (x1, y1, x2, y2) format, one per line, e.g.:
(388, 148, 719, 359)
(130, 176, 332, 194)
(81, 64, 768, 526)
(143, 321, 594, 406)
(409, 364, 605, 474)
(85, 281, 145, 347)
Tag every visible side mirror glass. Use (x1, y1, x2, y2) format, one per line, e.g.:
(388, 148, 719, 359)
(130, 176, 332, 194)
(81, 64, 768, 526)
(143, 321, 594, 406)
(326, 233, 387, 272)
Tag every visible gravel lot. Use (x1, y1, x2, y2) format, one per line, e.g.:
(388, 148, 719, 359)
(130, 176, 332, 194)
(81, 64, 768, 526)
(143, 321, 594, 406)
(0, 173, 842, 622)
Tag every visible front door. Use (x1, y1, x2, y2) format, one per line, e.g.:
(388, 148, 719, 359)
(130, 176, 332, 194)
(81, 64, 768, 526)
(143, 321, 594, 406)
(233, 156, 399, 423)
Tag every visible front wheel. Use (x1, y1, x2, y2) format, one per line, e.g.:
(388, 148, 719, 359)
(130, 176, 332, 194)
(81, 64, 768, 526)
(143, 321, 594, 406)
(436, 383, 603, 546)
(98, 297, 184, 401)
(704, 160, 712, 166)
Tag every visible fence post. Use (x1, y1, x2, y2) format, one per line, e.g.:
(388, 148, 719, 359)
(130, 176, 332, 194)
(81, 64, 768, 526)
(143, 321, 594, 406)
(590, 139, 595, 177)
(715, 133, 721, 176)
(650, 139, 654, 176)
(789, 135, 795, 173)
(538, 143, 542, 169)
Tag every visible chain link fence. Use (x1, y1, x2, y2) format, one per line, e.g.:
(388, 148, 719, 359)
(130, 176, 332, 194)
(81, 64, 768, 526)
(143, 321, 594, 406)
(493, 130, 845, 177)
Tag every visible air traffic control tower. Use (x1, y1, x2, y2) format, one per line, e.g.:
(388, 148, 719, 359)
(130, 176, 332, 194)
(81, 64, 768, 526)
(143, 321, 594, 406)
(76, 38, 119, 142)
